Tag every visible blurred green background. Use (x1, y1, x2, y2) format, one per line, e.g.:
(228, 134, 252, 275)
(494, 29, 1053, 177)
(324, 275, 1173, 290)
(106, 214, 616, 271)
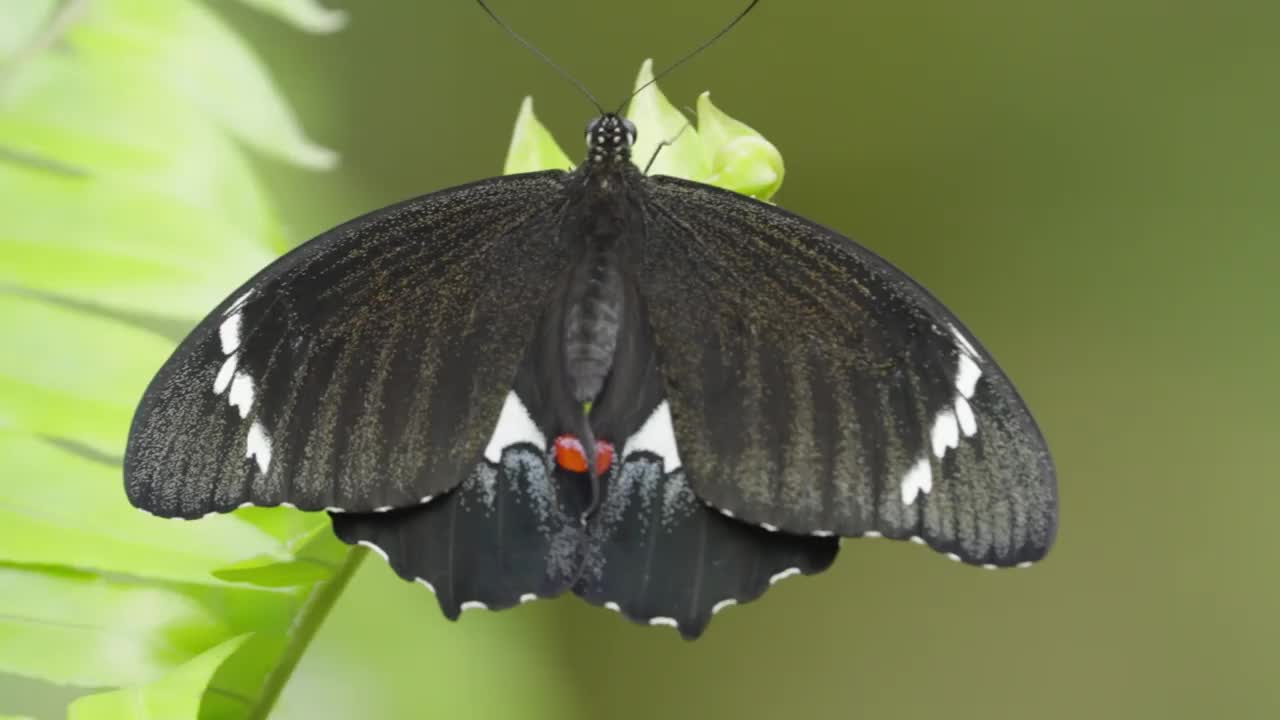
(7, 0, 1279, 717)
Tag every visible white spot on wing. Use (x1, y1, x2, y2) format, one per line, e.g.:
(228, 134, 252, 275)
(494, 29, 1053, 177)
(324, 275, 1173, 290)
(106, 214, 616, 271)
(711, 598, 738, 615)
(946, 553, 962, 562)
(900, 457, 933, 505)
(374, 505, 393, 513)
(812, 530, 834, 537)
(769, 567, 801, 586)
(956, 354, 982, 399)
(649, 616, 678, 628)
(415, 578, 437, 594)
(219, 313, 243, 355)
(604, 601, 621, 613)
(718, 507, 735, 519)
(760, 522, 778, 532)
(916, 338, 984, 472)
(519, 593, 538, 604)
(228, 372, 255, 418)
(909, 535, 926, 545)
(246, 420, 272, 473)
(930, 408, 960, 458)
(460, 601, 488, 612)
(864, 530, 883, 538)
(213, 354, 238, 394)
(621, 400, 682, 472)
(949, 323, 979, 360)
(483, 391, 546, 463)
(1016, 561, 1034, 569)
(955, 395, 978, 437)
(225, 289, 254, 316)
(358, 540, 389, 562)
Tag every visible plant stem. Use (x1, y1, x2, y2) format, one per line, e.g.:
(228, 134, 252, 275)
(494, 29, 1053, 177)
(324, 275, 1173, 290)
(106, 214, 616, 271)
(247, 546, 368, 720)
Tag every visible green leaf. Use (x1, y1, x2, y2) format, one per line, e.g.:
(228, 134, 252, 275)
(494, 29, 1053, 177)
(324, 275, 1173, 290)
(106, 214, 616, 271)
(0, 163, 277, 318)
(0, 52, 284, 253)
(624, 58, 710, 180)
(230, 504, 330, 544)
(212, 521, 344, 588)
(234, 0, 348, 33)
(67, 0, 337, 169)
(67, 634, 250, 720)
(0, 0, 55, 60)
(696, 91, 785, 201)
(503, 96, 573, 175)
(0, 567, 233, 687)
(211, 555, 332, 588)
(0, 433, 284, 584)
(0, 294, 179, 453)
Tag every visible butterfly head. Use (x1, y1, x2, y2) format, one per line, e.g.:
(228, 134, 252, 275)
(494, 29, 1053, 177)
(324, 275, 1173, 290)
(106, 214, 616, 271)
(585, 114, 636, 164)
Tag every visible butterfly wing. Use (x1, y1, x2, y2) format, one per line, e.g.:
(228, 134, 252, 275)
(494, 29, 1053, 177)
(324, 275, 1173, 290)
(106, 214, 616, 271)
(638, 176, 1057, 568)
(125, 172, 570, 518)
(576, 454, 838, 639)
(329, 443, 583, 617)
(569, 292, 837, 638)
(329, 326, 589, 614)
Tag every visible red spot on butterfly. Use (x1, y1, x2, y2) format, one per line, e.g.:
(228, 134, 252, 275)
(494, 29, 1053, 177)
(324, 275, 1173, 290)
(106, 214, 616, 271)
(553, 435, 588, 473)
(594, 440, 614, 475)
(553, 435, 615, 475)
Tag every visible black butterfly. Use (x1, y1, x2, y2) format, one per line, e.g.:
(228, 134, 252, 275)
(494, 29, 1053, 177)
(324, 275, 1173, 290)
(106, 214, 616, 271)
(125, 103, 1056, 638)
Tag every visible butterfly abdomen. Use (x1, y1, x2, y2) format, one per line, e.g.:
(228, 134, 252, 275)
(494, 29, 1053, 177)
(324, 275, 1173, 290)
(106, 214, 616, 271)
(563, 240, 627, 405)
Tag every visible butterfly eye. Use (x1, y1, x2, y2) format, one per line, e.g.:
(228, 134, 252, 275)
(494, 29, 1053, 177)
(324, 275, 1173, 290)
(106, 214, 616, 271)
(585, 117, 602, 145)
(622, 118, 637, 147)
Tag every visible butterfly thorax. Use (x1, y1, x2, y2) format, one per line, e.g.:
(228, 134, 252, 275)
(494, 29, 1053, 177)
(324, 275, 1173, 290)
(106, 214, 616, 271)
(584, 113, 636, 166)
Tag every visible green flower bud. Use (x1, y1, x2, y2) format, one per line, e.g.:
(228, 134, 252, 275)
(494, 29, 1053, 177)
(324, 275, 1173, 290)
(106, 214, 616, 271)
(503, 62, 785, 202)
(696, 91, 784, 201)
(503, 96, 572, 175)
(624, 58, 710, 180)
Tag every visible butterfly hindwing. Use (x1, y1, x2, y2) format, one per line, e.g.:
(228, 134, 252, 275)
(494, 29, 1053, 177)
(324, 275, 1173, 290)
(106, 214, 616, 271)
(125, 172, 571, 518)
(639, 176, 1057, 567)
(575, 453, 839, 639)
(330, 441, 582, 617)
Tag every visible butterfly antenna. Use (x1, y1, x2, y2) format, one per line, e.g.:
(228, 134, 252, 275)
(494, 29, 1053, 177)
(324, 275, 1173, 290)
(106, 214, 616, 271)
(475, 0, 605, 115)
(619, 0, 759, 113)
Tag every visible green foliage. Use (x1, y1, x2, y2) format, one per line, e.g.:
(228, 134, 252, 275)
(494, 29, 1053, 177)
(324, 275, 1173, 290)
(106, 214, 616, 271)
(503, 58, 785, 201)
(66, 636, 250, 720)
(0, 1, 349, 717)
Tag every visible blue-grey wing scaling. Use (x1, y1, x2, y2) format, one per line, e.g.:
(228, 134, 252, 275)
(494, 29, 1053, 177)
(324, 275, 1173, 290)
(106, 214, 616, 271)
(125, 172, 570, 518)
(576, 455, 837, 639)
(329, 444, 583, 616)
(638, 176, 1057, 568)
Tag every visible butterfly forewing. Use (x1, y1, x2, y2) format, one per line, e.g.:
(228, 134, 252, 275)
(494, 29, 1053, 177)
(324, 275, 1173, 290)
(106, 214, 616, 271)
(639, 176, 1056, 567)
(125, 172, 571, 517)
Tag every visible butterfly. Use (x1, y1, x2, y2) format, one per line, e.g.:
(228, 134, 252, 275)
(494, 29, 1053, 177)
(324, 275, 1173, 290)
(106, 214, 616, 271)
(124, 17, 1055, 642)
